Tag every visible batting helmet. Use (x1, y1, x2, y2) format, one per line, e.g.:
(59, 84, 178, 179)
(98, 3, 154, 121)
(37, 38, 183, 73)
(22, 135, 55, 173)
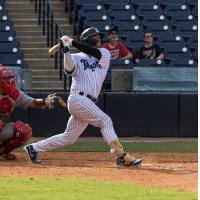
(80, 27, 104, 46)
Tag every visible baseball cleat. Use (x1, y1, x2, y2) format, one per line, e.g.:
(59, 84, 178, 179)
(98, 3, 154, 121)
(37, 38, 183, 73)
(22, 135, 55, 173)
(116, 153, 143, 167)
(130, 159, 143, 166)
(23, 144, 42, 164)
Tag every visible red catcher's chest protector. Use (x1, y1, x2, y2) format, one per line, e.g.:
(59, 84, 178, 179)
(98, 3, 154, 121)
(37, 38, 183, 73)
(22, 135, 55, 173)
(0, 95, 16, 117)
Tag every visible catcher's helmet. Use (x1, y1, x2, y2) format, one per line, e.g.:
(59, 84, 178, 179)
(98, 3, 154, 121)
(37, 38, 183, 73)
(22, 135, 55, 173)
(80, 27, 104, 46)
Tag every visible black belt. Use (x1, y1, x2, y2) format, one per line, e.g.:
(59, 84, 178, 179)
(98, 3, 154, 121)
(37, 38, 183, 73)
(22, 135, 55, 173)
(79, 92, 98, 103)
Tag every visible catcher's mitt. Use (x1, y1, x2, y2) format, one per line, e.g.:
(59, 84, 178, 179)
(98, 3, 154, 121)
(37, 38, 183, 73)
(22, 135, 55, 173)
(42, 93, 67, 109)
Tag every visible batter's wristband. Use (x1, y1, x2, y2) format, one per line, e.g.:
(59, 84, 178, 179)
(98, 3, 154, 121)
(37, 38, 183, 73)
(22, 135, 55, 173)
(63, 46, 70, 53)
(59, 39, 70, 53)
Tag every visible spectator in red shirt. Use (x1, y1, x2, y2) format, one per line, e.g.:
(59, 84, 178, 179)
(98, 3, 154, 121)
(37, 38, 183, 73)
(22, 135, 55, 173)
(103, 27, 133, 60)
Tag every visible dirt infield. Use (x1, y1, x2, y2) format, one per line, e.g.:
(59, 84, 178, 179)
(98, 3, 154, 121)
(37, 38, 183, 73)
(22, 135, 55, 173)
(0, 152, 197, 192)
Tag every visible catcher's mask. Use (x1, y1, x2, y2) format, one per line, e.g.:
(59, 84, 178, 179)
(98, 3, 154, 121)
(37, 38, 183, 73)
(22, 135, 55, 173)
(0, 66, 20, 99)
(80, 27, 104, 47)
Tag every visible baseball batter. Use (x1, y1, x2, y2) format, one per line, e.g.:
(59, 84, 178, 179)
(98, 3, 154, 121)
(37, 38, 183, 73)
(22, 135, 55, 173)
(0, 65, 59, 160)
(24, 27, 143, 167)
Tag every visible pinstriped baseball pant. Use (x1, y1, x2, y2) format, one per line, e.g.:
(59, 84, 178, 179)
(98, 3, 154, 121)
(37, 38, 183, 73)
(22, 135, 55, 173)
(33, 94, 118, 152)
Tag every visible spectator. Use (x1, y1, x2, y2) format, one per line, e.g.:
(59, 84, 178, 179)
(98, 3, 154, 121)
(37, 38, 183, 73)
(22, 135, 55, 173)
(134, 31, 164, 64)
(103, 27, 133, 60)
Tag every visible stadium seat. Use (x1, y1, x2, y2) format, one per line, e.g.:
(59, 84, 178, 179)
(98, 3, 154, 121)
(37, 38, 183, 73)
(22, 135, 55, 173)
(163, 42, 191, 51)
(0, 21, 13, 32)
(107, 4, 135, 19)
(163, 4, 191, 16)
(156, 33, 184, 44)
(113, 21, 141, 32)
(84, 19, 113, 33)
(120, 30, 143, 41)
(174, 21, 198, 39)
(137, 59, 166, 67)
(158, 0, 186, 5)
(77, 4, 107, 33)
(127, 41, 143, 50)
(187, 41, 197, 59)
(164, 43, 192, 60)
(0, 10, 9, 21)
(186, 0, 198, 7)
(0, 31, 16, 42)
(75, 0, 102, 6)
(169, 14, 197, 25)
(130, 0, 157, 5)
(113, 17, 140, 28)
(102, 0, 129, 6)
(191, 6, 197, 18)
(80, 12, 109, 22)
(110, 59, 133, 68)
(0, 54, 26, 68)
(79, 4, 106, 15)
(136, 4, 162, 17)
(142, 14, 169, 25)
(0, 42, 21, 55)
(169, 58, 197, 67)
(143, 21, 172, 33)
(187, 41, 197, 50)
(0, 0, 5, 7)
(79, 7, 108, 30)
(111, 13, 139, 22)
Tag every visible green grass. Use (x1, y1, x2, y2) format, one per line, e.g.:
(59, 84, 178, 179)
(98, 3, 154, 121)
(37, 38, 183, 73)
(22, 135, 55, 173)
(44, 141, 198, 153)
(17, 141, 197, 153)
(0, 177, 197, 200)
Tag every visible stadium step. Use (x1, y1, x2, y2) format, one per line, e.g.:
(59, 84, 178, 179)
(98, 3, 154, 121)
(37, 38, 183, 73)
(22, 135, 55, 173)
(15, 30, 73, 37)
(25, 58, 56, 66)
(33, 75, 62, 82)
(16, 36, 47, 43)
(20, 41, 49, 48)
(32, 69, 60, 76)
(24, 54, 52, 59)
(6, 0, 75, 91)
(31, 80, 64, 89)
(11, 18, 69, 25)
(13, 24, 73, 34)
(15, 31, 45, 37)
(22, 47, 50, 54)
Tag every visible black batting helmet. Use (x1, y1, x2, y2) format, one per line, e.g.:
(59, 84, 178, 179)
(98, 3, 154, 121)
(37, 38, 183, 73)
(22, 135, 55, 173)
(80, 27, 104, 46)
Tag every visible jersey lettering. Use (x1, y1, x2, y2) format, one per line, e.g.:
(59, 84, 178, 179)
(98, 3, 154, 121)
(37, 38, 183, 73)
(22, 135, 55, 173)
(81, 59, 102, 71)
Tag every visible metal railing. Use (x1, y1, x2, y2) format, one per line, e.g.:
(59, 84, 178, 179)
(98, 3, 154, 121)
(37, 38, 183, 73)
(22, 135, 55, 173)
(30, 0, 68, 91)
(31, 0, 54, 47)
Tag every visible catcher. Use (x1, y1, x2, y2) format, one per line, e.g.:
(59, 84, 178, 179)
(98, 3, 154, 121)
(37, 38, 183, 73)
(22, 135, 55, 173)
(0, 65, 66, 160)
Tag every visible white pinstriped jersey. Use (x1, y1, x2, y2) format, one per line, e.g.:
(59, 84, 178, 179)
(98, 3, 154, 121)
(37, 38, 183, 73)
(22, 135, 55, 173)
(68, 48, 111, 98)
(32, 47, 118, 153)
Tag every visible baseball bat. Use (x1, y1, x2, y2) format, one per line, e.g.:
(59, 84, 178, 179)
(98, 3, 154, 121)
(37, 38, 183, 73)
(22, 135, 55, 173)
(48, 43, 60, 56)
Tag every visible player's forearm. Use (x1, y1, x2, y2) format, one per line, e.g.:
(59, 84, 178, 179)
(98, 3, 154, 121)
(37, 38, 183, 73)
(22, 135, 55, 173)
(29, 99, 45, 109)
(72, 40, 102, 60)
(64, 52, 75, 74)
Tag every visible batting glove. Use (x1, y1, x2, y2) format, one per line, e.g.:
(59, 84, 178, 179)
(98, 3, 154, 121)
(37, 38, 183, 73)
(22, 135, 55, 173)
(60, 35, 73, 47)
